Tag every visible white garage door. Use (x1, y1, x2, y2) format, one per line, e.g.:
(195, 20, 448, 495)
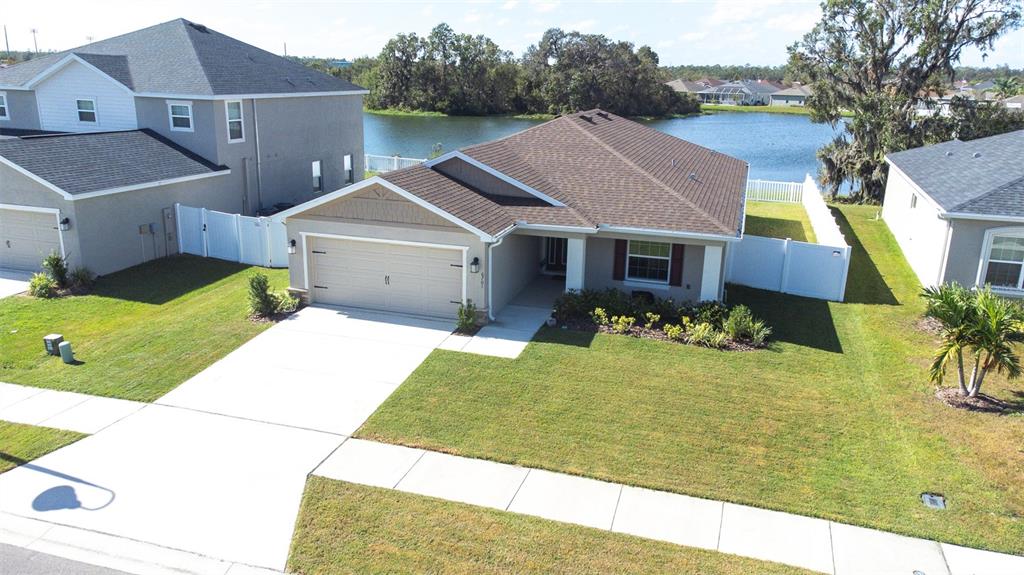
(0, 209, 61, 272)
(310, 236, 464, 319)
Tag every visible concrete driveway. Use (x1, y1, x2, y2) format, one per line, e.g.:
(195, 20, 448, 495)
(0, 305, 454, 571)
(157, 305, 455, 434)
(0, 269, 32, 299)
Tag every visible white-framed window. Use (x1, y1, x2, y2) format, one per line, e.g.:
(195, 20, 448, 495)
(980, 228, 1024, 291)
(167, 100, 193, 132)
(225, 100, 244, 142)
(312, 160, 323, 194)
(343, 154, 353, 184)
(626, 240, 671, 284)
(76, 98, 97, 123)
(0, 92, 8, 120)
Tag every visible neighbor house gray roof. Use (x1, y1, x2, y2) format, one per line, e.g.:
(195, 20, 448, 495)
(0, 130, 228, 196)
(0, 19, 365, 96)
(376, 110, 748, 238)
(771, 85, 813, 98)
(886, 130, 1024, 219)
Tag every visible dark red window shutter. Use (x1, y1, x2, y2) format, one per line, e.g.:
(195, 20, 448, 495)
(613, 239, 627, 281)
(669, 244, 685, 286)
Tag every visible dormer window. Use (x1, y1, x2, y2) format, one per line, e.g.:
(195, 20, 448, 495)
(167, 101, 194, 132)
(76, 99, 97, 123)
(225, 100, 244, 142)
(0, 93, 9, 120)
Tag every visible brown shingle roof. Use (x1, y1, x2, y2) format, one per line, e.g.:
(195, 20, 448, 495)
(383, 110, 747, 238)
(464, 110, 747, 236)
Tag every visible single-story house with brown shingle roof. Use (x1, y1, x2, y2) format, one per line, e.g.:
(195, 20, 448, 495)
(276, 110, 748, 320)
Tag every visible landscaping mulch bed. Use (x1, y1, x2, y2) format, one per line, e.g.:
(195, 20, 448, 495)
(915, 316, 943, 336)
(935, 387, 1020, 414)
(556, 318, 759, 351)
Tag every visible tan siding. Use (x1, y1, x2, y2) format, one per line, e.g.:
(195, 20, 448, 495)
(306, 184, 458, 229)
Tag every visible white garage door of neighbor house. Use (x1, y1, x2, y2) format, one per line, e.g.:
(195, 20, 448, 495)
(0, 209, 61, 272)
(310, 237, 464, 319)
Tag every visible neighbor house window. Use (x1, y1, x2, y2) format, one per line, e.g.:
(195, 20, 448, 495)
(343, 154, 353, 184)
(982, 231, 1024, 290)
(626, 240, 671, 283)
(225, 100, 244, 142)
(76, 99, 97, 123)
(312, 160, 323, 193)
(0, 93, 8, 120)
(167, 101, 193, 132)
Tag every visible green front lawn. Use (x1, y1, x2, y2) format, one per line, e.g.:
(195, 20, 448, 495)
(288, 477, 812, 575)
(0, 421, 85, 474)
(0, 256, 288, 402)
(358, 205, 1024, 554)
(744, 201, 816, 242)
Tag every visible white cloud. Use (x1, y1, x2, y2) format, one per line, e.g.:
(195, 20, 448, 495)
(464, 11, 483, 23)
(502, 0, 519, 9)
(530, 0, 559, 14)
(679, 31, 708, 42)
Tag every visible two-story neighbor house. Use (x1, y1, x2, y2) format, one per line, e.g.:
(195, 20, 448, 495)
(0, 19, 366, 275)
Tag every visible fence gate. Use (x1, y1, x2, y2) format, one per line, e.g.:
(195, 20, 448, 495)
(174, 204, 288, 268)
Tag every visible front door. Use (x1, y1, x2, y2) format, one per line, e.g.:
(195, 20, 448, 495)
(545, 237, 567, 273)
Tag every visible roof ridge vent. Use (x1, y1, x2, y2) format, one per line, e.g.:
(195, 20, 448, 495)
(188, 22, 209, 33)
(596, 111, 610, 120)
(578, 114, 594, 123)
(972, 152, 982, 158)
(945, 151, 954, 156)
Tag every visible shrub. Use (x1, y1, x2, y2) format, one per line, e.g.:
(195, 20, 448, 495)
(643, 312, 661, 330)
(724, 305, 754, 339)
(749, 320, 773, 347)
(68, 267, 95, 291)
(610, 315, 635, 334)
(695, 301, 728, 329)
(457, 300, 478, 332)
(29, 273, 58, 298)
(247, 271, 297, 318)
(590, 307, 610, 326)
(41, 251, 69, 289)
(688, 322, 727, 348)
(663, 323, 684, 341)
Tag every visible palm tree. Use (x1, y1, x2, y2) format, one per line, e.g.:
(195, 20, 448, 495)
(923, 283, 974, 395)
(992, 76, 1022, 99)
(923, 285, 1024, 397)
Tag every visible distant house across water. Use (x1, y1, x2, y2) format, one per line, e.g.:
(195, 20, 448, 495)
(769, 84, 813, 107)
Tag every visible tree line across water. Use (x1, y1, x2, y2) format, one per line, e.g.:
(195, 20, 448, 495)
(302, 24, 700, 118)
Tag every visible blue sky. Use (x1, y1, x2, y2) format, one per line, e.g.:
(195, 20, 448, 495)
(6, 0, 1023, 68)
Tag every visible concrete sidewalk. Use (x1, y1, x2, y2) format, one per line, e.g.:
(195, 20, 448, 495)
(315, 438, 1024, 575)
(0, 383, 144, 434)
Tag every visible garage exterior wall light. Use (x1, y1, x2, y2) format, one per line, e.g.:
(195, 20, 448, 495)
(59, 217, 71, 231)
(469, 257, 480, 273)
(288, 239, 297, 254)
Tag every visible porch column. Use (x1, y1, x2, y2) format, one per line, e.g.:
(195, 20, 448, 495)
(700, 245, 723, 301)
(565, 237, 586, 292)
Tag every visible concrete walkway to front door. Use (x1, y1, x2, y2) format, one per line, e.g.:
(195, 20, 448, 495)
(314, 438, 1024, 575)
(0, 306, 455, 574)
(440, 276, 562, 358)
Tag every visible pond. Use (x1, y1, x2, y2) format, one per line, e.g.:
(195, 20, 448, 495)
(364, 111, 846, 185)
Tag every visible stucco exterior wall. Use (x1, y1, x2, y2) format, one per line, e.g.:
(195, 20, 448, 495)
(251, 94, 364, 209)
(944, 219, 1024, 289)
(490, 233, 542, 314)
(135, 97, 220, 163)
(70, 174, 240, 275)
(1, 89, 42, 130)
(584, 234, 715, 303)
(0, 164, 81, 269)
(881, 165, 950, 288)
(34, 60, 137, 133)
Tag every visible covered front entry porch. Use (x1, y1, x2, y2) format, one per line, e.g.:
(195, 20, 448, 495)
(489, 230, 727, 319)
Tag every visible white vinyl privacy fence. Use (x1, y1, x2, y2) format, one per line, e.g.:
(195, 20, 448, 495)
(728, 175, 851, 301)
(175, 204, 289, 268)
(365, 154, 425, 173)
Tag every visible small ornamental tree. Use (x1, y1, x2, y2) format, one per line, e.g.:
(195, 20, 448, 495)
(923, 284, 1024, 397)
